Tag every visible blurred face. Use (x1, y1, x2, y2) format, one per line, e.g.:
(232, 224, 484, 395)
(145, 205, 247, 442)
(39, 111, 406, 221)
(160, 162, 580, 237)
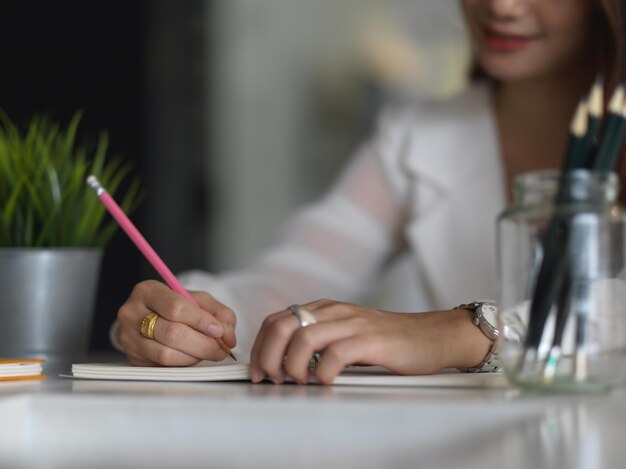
(461, 0, 596, 82)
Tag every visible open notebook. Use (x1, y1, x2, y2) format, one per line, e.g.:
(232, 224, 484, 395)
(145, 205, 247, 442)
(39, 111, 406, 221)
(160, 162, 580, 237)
(69, 362, 509, 388)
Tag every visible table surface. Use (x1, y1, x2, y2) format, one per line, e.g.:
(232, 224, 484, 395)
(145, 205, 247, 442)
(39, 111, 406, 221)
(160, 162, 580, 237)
(1, 356, 625, 469)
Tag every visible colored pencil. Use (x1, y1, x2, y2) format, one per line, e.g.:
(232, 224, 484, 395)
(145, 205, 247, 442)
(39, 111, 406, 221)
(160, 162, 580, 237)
(527, 83, 626, 382)
(520, 100, 588, 374)
(86, 175, 236, 361)
(592, 85, 625, 171)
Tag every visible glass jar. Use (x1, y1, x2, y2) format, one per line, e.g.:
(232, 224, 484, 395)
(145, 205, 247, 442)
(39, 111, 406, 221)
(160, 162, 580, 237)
(497, 170, 626, 392)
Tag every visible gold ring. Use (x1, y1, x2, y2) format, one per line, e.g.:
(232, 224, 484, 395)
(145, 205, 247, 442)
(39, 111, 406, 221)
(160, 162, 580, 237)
(288, 304, 317, 327)
(140, 312, 160, 339)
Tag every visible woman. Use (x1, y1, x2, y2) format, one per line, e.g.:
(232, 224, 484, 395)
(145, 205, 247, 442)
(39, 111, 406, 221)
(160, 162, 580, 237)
(114, 0, 626, 384)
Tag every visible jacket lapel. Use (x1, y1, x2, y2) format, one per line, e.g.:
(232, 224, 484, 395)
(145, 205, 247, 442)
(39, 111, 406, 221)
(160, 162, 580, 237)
(401, 85, 507, 308)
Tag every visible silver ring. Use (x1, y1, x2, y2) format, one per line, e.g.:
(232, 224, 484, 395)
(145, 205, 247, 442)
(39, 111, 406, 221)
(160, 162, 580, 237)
(288, 304, 317, 327)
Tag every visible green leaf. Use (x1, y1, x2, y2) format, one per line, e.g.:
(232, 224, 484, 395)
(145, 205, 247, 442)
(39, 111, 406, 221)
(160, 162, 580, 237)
(89, 132, 108, 178)
(45, 164, 63, 210)
(22, 177, 46, 220)
(2, 175, 25, 228)
(63, 111, 82, 158)
(0, 108, 141, 247)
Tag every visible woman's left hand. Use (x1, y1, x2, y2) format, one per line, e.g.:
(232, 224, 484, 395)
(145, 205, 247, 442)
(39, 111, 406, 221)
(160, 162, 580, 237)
(249, 299, 492, 385)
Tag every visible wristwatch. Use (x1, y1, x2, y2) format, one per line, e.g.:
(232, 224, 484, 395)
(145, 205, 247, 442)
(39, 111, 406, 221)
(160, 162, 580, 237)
(454, 301, 501, 373)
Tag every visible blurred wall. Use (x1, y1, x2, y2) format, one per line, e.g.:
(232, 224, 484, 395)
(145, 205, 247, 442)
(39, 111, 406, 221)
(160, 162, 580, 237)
(205, 0, 470, 274)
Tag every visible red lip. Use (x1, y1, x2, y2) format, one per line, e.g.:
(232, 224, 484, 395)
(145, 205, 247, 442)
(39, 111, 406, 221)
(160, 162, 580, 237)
(482, 26, 535, 52)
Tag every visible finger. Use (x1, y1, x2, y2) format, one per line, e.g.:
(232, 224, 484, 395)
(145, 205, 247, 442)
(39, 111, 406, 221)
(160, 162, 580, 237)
(137, 281, 225, 339)
(139, 336, 201, 367)
(152, 315, 228, 362)
(118, 290, 222, 364)
(315, 337, 377, 385)
(249, 309, 291, 368)
(117, 287, 156, 337)
(117, 301, 154, 357)
(250, 302, 359, 383)
(251, 310, 299, 383)
(214, 310, 237, 348)
(126, 353, 156, 367)
(120, 310, 199, 366)
(283, 319, 359, 384)
(193, 292, 237, 348)
(121, 332, 158, 366)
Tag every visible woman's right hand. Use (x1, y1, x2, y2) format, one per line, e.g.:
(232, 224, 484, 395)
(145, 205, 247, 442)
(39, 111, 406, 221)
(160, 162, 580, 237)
(117, 280, 237, 366)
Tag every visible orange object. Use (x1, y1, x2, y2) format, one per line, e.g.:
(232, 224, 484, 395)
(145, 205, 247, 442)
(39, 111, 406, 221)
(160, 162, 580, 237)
(0, 358, 46, 381)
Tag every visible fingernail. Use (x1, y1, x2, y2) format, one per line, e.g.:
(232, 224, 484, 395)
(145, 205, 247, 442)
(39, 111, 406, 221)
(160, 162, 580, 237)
(207, 323, 223, 337)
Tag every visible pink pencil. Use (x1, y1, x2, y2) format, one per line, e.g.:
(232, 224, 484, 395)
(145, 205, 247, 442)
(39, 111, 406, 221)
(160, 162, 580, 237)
(86, 175, 236, 361)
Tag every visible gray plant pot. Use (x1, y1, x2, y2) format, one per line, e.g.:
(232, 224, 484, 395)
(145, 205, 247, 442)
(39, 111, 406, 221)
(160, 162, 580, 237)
(0, 248, 103, 370)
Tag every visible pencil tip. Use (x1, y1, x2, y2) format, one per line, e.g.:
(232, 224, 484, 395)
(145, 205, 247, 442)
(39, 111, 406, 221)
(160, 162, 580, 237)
(588, 78, 604, 118)
(609, 84, 625, 113)
(229, 352, 238, 361)
(570, 100, 588, 137)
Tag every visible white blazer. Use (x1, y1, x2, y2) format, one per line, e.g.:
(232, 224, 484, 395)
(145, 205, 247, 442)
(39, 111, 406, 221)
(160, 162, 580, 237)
(113, 83, 508, 359)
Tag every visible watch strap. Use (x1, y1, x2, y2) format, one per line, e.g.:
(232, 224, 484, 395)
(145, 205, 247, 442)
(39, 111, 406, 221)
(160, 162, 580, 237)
(454, 302, 501, 373)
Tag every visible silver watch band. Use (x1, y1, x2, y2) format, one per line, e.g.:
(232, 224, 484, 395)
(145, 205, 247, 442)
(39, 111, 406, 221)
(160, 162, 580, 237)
(454, 302, 501, 373)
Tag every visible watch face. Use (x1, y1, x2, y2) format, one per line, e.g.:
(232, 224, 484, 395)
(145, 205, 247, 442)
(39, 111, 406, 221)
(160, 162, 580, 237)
(479, 304, 498, 328)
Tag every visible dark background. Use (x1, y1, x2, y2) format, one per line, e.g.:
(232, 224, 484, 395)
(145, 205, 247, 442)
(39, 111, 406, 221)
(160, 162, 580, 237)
(1, 0, 210, 350)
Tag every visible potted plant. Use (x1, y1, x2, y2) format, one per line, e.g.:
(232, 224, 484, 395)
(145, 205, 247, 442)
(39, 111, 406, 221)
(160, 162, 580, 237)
(0, 110, 140, 368)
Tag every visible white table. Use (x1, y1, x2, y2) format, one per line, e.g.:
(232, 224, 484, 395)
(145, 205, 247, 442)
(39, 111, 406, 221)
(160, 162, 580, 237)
(1, 362, 625, 469)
